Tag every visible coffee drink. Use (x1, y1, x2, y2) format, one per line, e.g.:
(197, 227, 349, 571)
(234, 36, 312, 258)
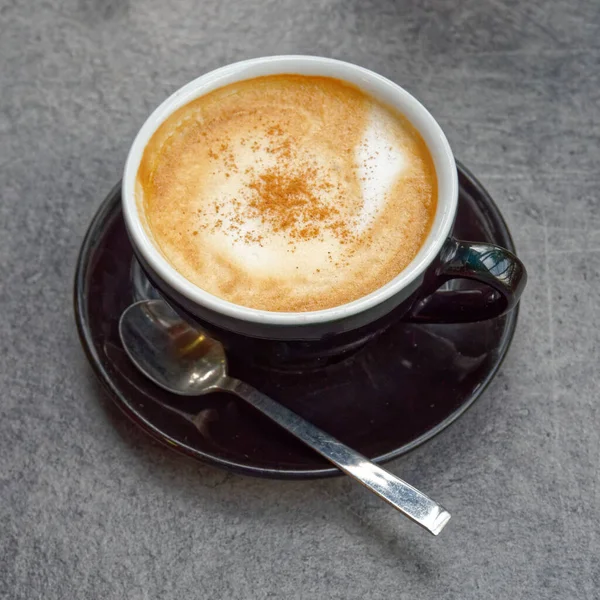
(137, 75, 437, 312)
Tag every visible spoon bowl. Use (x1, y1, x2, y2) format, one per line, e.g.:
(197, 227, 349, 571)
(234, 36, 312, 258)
(119, 299, 227, 395)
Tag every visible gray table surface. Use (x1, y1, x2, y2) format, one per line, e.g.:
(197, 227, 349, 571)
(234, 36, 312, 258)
(1, 0, 599, 598)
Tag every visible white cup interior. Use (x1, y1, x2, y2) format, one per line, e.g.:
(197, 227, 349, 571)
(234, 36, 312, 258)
(122, 55, 458, 325)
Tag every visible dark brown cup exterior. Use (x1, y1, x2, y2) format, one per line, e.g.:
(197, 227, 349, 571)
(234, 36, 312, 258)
(133, 236, 527, 370)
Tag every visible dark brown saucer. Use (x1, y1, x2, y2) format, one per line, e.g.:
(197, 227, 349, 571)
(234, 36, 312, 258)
(74, 162, 518, 479)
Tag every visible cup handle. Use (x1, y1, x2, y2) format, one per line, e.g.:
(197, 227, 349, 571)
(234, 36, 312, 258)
(405, 238, 527, 323)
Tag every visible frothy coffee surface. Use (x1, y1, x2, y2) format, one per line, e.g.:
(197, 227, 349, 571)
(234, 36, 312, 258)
(138, 75, 437, 311)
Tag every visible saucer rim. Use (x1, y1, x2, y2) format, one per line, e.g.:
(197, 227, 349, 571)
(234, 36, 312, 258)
(74, 161, 519, 479)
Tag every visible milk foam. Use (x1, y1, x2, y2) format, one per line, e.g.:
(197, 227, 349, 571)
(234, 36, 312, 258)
(202, 105, 408, 275)
(138, 74, 436, 312)
(198, 140, 346, 276)
(355, 107, 407, 233)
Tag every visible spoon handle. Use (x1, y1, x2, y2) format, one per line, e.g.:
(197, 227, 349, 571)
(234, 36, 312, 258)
(223, 377, 451, 535)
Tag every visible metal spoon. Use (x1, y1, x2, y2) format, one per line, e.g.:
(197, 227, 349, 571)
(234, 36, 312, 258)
(119, 299, 451, 535)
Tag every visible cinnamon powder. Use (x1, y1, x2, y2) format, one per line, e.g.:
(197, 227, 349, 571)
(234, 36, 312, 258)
(206, 123, 354, 245)
(246, 167, 349, 241)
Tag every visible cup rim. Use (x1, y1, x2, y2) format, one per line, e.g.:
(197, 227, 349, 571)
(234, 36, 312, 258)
(122, 55, 458, 326)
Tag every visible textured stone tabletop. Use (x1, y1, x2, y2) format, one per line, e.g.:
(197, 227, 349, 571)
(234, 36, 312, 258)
(1, 0, 599, 598)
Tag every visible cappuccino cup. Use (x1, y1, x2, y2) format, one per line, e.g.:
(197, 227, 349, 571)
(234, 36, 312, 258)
(122, 56, 526, 366)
